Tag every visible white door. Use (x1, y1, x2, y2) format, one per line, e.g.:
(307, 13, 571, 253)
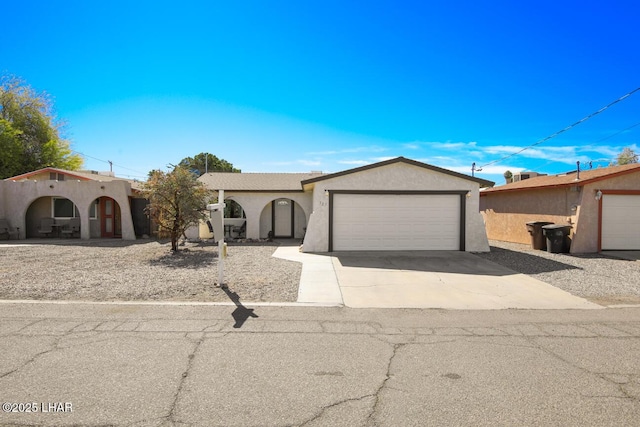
(602, 194, 640, 250)
(332, 194, 461, 251)
(274, 199, 293, 237)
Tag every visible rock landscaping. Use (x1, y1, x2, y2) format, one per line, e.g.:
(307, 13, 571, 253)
(0, 239, 301, 303)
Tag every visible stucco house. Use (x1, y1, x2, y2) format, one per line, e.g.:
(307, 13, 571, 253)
(0, 167, 150, 240)
(480, 163, 640, 252)
(198, 157, 494, 252)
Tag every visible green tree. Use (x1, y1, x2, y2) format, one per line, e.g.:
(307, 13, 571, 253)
(503, 170, 513, 184)
(0, 75, 83, 178)
(615, 147, 639, 165)
(142, 166, 213, 251)
(178, 152, 240, 176)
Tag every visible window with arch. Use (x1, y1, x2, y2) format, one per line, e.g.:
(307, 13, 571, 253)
(224, 199, 246, 219)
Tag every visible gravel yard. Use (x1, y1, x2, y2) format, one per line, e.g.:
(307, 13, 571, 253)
(0, 239, 302, 303)
(476, 240, 640, 305)
(2, 238, 639, 306)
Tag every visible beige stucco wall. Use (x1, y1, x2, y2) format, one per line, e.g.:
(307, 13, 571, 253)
(480, 171, 640, 253)
(0, 182, 6, 219)
(302, 162, 490, 252)
(572, 173, 640, 253)
(0, 179, 136, 240)
(480, 187, 579, 246)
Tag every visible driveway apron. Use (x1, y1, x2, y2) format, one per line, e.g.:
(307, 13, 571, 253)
(329, 251, 601, 310)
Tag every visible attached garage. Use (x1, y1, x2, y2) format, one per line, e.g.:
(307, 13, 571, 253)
(301, 157, 493, 253)
(331, 192, 465, 251)
(601, 194, 640, 250)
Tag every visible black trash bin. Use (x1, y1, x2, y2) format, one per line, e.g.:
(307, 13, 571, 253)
(542, 224, 572, 253)
(525, 221, 554, 250)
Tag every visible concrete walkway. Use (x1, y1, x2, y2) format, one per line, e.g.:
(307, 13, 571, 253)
(274, 247, 601, 310)
(272, 246, 343, 305)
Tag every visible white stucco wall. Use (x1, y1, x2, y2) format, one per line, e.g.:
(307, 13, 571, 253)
(301, 162, 490, 252)
(198, 192, 313, 240)
(0, 179, 136, 240)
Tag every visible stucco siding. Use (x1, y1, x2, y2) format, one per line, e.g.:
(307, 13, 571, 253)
(480, 187, 579, 245)
(572, 174, 640, 252)
(213, 192, 312, 240)
(25, 197, 52, 237)
(480, 171, 640, 253)
(0, 183, 6, 219)
(1, 179, 136, 240)
(302, 162, 489, 252)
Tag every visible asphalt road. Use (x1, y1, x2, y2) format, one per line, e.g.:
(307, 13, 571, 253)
(1, 302, 640, 426)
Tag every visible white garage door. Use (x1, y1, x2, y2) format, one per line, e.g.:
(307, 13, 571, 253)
(332, 194, 461, 251)
(602, 194, 640, 250)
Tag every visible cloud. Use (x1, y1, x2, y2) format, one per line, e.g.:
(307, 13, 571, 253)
(479, 145, 583, 165)
(582, 143, 639, 159)
(475, 143, 640, 168)
(427, 141, 478, 150)
(402, 143, 421, 150)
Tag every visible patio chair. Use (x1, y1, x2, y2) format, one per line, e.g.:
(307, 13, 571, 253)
(0, 219, 19, 240)
(61, 217, 81, 238)
(231, 222, 246, 239)
(38, 217, 55, 237)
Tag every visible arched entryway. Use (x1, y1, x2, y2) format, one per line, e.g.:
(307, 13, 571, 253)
(259, 198, 307, 239)
(25, 196, 83, 238)
(91, 196, 122, 238)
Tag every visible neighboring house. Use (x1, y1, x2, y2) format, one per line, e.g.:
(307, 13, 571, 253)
(0, 167, 150, 240)
(199, 157, 494, 252)
(480, 163, 640, 252)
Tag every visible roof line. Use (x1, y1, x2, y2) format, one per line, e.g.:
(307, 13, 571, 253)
(301, 156, 494, 187)
(5, 167, 93, 182)
(481, 164, 640, 195)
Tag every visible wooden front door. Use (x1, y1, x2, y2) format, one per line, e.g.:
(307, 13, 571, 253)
(100, 197, 117, 238)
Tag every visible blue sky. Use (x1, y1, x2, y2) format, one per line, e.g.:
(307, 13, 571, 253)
(3, 0, 639, 184)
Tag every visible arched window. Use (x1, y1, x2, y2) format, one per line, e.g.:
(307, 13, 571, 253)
(224, 199, 246, 219)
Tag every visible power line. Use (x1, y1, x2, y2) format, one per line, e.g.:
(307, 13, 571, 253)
(479, 87, 640, 169)
(71, 150, 149, 177)
(521, 118, 640, 172)
(591, 119, 640, 144)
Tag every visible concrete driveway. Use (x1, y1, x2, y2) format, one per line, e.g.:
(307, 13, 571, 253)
(274, 248, 601, 309)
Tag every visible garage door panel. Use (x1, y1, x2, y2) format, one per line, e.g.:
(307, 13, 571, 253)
(602, 195, 640, 250)
(333, 194, 461, 251)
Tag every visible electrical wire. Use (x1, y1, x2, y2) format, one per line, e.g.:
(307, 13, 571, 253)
(71, 150, 149, 178)
(478, 87, 640, 169)
(590, 120, 640, 144)
(517, 118, 640, 172)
